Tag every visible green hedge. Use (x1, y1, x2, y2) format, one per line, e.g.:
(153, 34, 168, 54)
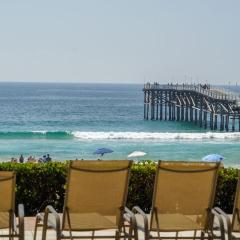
(0, 162, 67, 215)
(0, 162, 238, 215)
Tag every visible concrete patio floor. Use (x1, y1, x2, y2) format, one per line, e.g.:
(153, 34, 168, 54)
(0, 217, 140, 240)
(0, 216, 225, 240)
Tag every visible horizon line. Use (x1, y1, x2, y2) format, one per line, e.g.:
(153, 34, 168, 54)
(0, 81, 236, 86)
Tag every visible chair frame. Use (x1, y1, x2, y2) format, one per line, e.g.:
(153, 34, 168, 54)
(215, 171, 240, 240)
(132, 160, 225, 240)
(0, 172, 25, 240)
(33, 160, 138, 240)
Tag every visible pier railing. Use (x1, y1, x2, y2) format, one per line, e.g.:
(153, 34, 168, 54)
(144, 83, 239, 102)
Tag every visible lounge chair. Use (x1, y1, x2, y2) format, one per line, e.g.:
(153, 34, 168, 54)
(215, 171, 240, 240)
(0, 171, 25, 240)
(34, 160, 137, 240)
(132, 160, 224, 240)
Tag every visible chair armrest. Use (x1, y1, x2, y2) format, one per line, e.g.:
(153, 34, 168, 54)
(18, 204, 25, 239)
(124, 207, 138, 240)
(132, 206, 149, 234)
(132, 206, 148, 217)
(124, 207, 137, 225)
(214, 207, 232, 240)
(214, 207, 230, 217)
(124, 207, 134, 220)
(211, 208, 226, 240)
(18, 204, 25, 218)
(45, 205, 58, 215)
(44, 205, 61, 233)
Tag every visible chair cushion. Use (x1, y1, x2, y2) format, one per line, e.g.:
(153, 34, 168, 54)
(63, 212, 117, 231)
(150, 213, 204, 231)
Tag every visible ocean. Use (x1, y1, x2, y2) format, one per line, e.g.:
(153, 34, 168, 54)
(0, 82, 239, 166)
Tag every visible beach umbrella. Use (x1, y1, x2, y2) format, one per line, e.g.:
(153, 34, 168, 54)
(93, 148, 113, 156)
(202, 154, 224, 162)
(128, 151, 146, 158)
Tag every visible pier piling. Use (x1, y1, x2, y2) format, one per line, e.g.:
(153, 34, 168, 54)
(143, 83, 240, 132)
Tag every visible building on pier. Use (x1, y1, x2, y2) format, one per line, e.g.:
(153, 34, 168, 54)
(143, 82, 240, 131)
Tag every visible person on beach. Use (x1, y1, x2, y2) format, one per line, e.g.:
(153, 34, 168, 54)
(11, 157, 17, 163)
(42, 155, 46, 162)
(27, 156, 32, 162)
(27, 156, 37, 163)
(45, 154, 52, 162)
(19, 155, 24, 163)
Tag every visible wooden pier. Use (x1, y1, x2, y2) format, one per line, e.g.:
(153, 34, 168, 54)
(143, 83, 240, 131)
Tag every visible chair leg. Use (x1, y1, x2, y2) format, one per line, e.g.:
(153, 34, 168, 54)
(33, 215, 41, 240)
(41, 218, 48, 240)
(57, 227, 62, 239)
(175, 231, 179, 240)
(128, 223, 133, 240)
(10, 225, 15, 240)
(208, 233, 212, 240)
(193, 230, 197, 240)
(9, 227, 13, 240)
(19, 224, 24, 240)
(91, 230, 95, 240)
(122, 225, 127, 240)
(143, 229, 150, 240)
(128, 219, 138, 240)
(115, 230, 121, 240)
(9, 221, 12, 240)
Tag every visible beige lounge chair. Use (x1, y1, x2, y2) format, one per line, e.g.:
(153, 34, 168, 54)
(0, 171, 25, 240)
(132, 160, 224, 240)
(215, 171, 240, 240)
(34, 160, 137, 240)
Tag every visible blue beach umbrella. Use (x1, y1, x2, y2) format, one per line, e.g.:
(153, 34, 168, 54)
(202, 154, 224, 162)
(93, 148, 113, 156)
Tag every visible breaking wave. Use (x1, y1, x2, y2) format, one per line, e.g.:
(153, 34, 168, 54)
(71, 131, 240, 140)
(0, 131, 239, 140)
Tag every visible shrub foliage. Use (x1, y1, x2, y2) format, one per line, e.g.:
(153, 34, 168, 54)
(0, 161, 238, 215)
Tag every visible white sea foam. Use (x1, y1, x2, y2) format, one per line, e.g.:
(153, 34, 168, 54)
(32, 130, 47, 134)
(71, 131, 240, 140)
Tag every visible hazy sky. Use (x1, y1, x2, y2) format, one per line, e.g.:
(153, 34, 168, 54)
(0, 1, 239, 84)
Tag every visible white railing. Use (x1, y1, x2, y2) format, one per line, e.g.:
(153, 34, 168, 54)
(143, 83, 239, 102)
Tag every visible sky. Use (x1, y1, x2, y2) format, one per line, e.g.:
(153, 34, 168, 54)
(0, 1, 239, 84)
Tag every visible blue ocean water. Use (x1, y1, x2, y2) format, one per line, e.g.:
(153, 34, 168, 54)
(0, 82, 239, 166)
